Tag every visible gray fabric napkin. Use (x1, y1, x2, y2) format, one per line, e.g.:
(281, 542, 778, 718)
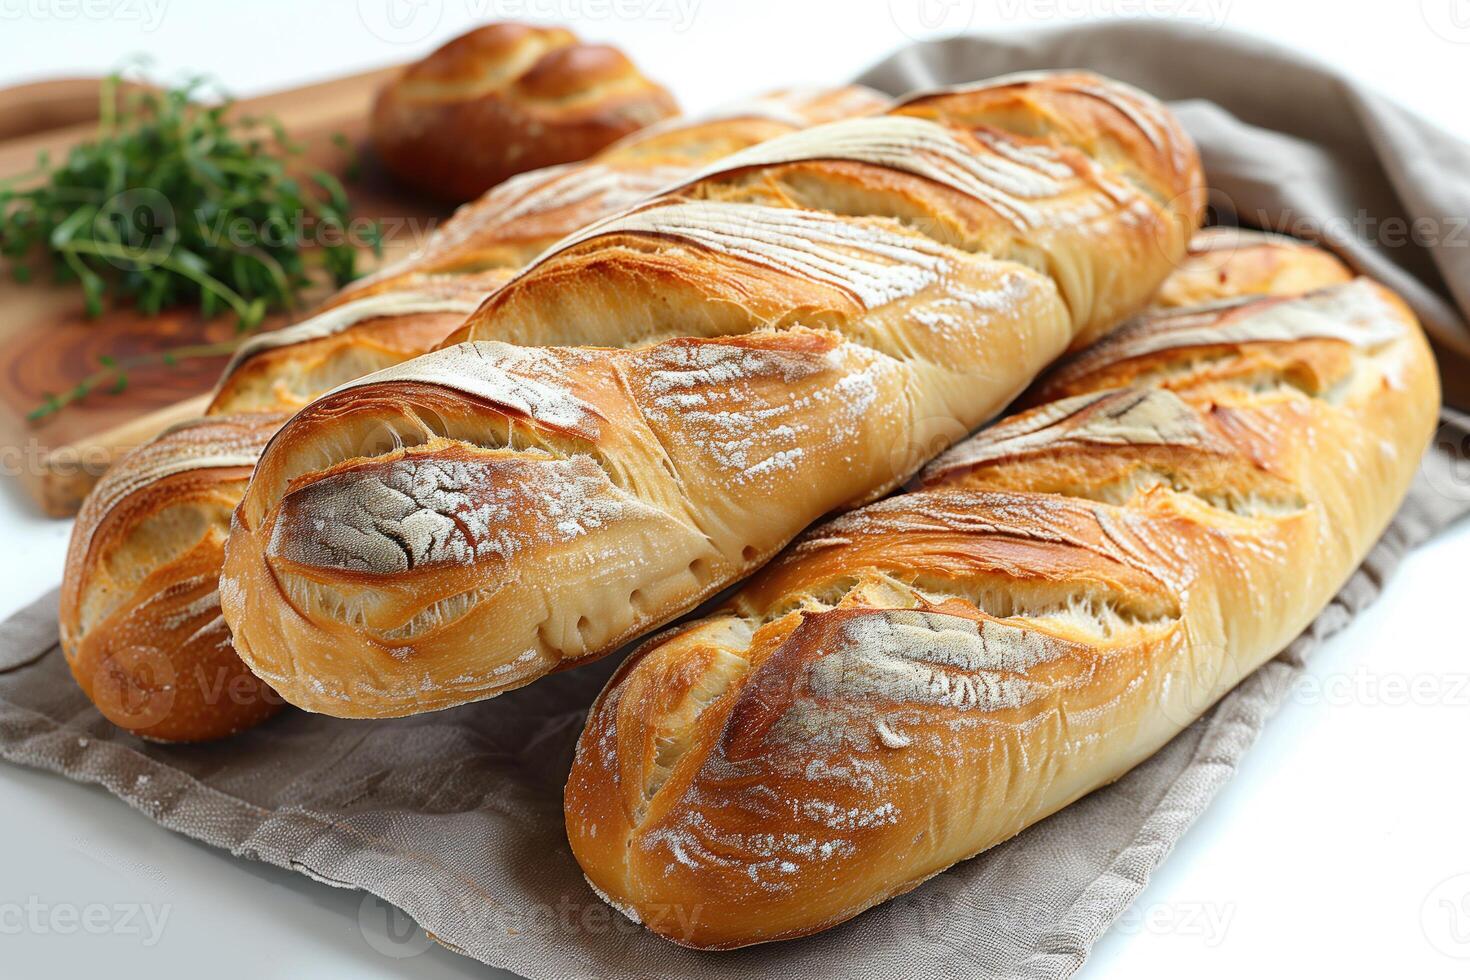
(859, 20, 1470, 376)
(3, 21, 1470, 980)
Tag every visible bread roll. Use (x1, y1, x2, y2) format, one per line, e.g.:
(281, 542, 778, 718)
(59, 414, 287, 742)
(219, 72, 1204, 719)
(563, 244, 1438, 947)
(370, 23, 679, 201)
(210, 86, 888, 416)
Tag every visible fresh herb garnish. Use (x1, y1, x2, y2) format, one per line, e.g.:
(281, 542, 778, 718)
(0, 67, 381, 420)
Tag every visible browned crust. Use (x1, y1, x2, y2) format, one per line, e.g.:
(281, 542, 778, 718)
(59, 413, 287, 742)
(1155, 227, 1352, 307)
(563, 242, 1440, 947)
(369, 23, 679, 201)
(212, 87, 888, 416)
(221, 72, 1204, 723)
(207, 269, 511, 415)
(64, 84, 889, 741)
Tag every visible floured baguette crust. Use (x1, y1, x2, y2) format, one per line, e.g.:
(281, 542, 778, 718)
(370, 23, 679, 201)
(60, 86, 884, 742)
(562, 241, 1438, 947)
(209, 86, 888, 416)
(207, 272, 507, 415)
(220, 72, 1204, 718)
(59, 414, 287, 742)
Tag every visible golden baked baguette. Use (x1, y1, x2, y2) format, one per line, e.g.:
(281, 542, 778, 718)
(563, 246, 1438, 947)
(60, 87, 883, 742)
(219, 72, 1205, 718)
(209, 85, 888, 416)
(370, 22, 678, 201)
(59, 414, 287, 742)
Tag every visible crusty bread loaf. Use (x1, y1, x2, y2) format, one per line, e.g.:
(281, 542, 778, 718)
(207, 272, 509, 416)
(370, 23, 679, 201)
(562, 242, 1438, 948)
(219, 72, 1204, 719)
(209, 86, 888, 416)
(59, 414, 287, 742)
(64, 87, 886, 741)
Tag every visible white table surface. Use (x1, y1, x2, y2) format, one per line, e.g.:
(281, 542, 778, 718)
(4, 2, 1469, 977)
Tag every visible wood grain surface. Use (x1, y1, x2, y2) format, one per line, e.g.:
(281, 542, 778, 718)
(0, 66, 450, 516)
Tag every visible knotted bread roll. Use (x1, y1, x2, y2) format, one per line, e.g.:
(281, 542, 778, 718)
(370, 22, 679, 200)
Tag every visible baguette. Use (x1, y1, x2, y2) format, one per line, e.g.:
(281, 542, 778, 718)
(209, 86, 888, 416)
(62, 87, 884, 742)
(59, 414, 287, 741)
(370, 23, 679, 201)
(562, 242, 1438, 947)
(219, 72, 1204, 718)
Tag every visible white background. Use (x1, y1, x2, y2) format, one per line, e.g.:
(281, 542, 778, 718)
(3, 1, 1470, 977)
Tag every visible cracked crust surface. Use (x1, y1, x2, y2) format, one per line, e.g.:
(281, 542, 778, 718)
(221, 71, 1205, 718)
(563, 241, 1438, 948)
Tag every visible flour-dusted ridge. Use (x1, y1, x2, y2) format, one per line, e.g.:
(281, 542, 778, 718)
(925, 387, 1224, 477)
(331, 341, 603, 434)
(271, 454, 630, 574)
(1069, 278, 1408, 370)
(213, 290, 486, 393)
(62, 85, 902, 740)
(72, 414, 280, 567)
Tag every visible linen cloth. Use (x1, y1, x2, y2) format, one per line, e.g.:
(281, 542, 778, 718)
(3, 22, 1469, 979)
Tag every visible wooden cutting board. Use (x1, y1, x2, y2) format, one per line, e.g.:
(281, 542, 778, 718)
(0, 68, 450, 516)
